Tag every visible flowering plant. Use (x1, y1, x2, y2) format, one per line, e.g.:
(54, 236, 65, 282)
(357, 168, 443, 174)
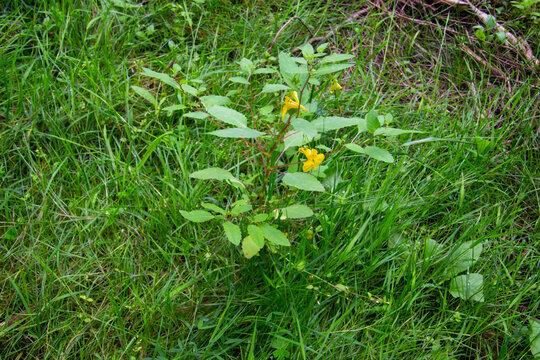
(135, 44, 418, 258)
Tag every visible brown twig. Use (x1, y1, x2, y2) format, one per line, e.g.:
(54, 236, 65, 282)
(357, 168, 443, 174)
(460, 44, 509, 80)
(267, 16, 314, 55)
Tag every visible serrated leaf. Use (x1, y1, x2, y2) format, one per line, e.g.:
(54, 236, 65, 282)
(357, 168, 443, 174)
(247, 225, 265, 248)
(242, 236, 261, 258)
(312, 116, 362, 132)
(180, 210, 214, 223)
(200, 95, 230, 107)
(190, 167, 236, 181)
(229, 76, 249, 85)
(239, 58, 253, 75)
(183, 111, 208, 119)
(141, 67, 181, 90)
(259, 224, 291, 246)
(374, 128, 423, 136)
(319, 53, 355, 64)
(230, 203, 252, 216)
(201, 202, 226, 215)
(366, 110, 380, 133)
(208, 128, 265, 138)
(261, 84, 290, 93)
(223, 221, 241, 245)
(131, 86, 157, 107)
(252, 213, 268, 222)
(280, 204, 314, 219)
(313, 62, 355, 75)
(282, 172, 325, 192)
(449, 273, 485, 302)
(207, 105, 247, 128)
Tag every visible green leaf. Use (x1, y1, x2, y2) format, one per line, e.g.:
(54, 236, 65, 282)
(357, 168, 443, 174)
(252, 213, 268, 222)
(163, 105, 187, 114)
(283, 130, 314, 149)
(280, 204, 314, 219)
(449, 273, 485, 302)
(312, 116, 362, 132)
(223, 221, 241, 245)
(238, 58, 254, 75)
(319, 53, 355, 64)
(291, 118, 318, 138)
(242, 235, 261, 258)
(181, 84, 199, 97)
(253, 68, 278, 74)
(422, 238, 443, 261)
(282, 173, 325, 192)
(261, 84, 290, 93)
(208, 128, 265, 138)
(190, 167, 236, 181)
(230, 203, 252, 216)
(444, 241, 484, 278)
(180, 210, 214, 223)
(201, 95, 231, 107)
(313, 63, 355, 75)
(530, 320, 540, 359)
(363, 146, 394, 163)
(201, 202, 226, 215)
(247, 225, 265, 248)
(183, 111, 208, 119)
(131, 86, 157, 107)
(259, 224, 291, 246)
(207, 105, 247, 128)
(374, 128, 423, 136)
(229, 76, 249, 85)
(141, 67, 181, 90)
(279, 52, 307, 87)
(345, 144, 394, 163)
(366, 110, 380, 133)
(300, 43, 314, 58)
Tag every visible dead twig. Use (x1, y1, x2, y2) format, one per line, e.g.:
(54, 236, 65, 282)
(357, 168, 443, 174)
(460, 44, 510, 80)
(434, 0, 540, 67)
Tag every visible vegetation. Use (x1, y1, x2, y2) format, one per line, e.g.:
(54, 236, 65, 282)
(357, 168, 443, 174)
(1, 0, 538, 359)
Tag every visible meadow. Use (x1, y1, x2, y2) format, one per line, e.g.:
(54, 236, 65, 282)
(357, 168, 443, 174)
(1, 0, 539, 359)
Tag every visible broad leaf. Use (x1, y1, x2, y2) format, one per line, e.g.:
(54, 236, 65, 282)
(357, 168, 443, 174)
(201, 95, 231, 107)
(259, 224, 291, 246)
(207, 106, 247, 128)
(449, 273, 485, 302)
(444, 241, 484, 278)
(279, 52, 308, 88)
(142, 67, 181, 90)
(313, 63, 354, 75)
(291, 118, 318, 138)
(253, 68, 278, 74)
(131, 86, 157, 107)
(230, 203, 252, 216)
(280, 204, 314, 219)
(312, 117, 362, 132)
(366, 110, 380, 133)
(229, 76, 249, 85)
(183, 111, 208, 119)
(201, 202, 226, 215)
(283, 130, 314, 149)
(242, 235, 261, 258)
(223, 221, 241, 245)
(282, 172, 325, 192)
(262, 84, 290, 93)
(530, 320, 540, 359)
(319, 53, 355, 64)
(208, 128, 265, 138)
(180, 210, 214, 223)
(345, 144, 394, 163)
(190, 167, 236, 181)
(247, 225, 265, 248)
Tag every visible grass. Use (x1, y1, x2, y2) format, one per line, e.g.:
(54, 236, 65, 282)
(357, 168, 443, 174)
(1, 0, 539, 359)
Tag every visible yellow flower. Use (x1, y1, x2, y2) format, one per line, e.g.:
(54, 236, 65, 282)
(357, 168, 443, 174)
(299, 147, 324, 172)
(281, 91, 307, 120)
(329, 80, 342, 94)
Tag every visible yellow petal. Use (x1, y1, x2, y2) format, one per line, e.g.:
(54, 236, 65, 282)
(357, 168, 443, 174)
(302, 160, 315, 172)
(291, 91, 300, 103)
(314, 153, 324, 167)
